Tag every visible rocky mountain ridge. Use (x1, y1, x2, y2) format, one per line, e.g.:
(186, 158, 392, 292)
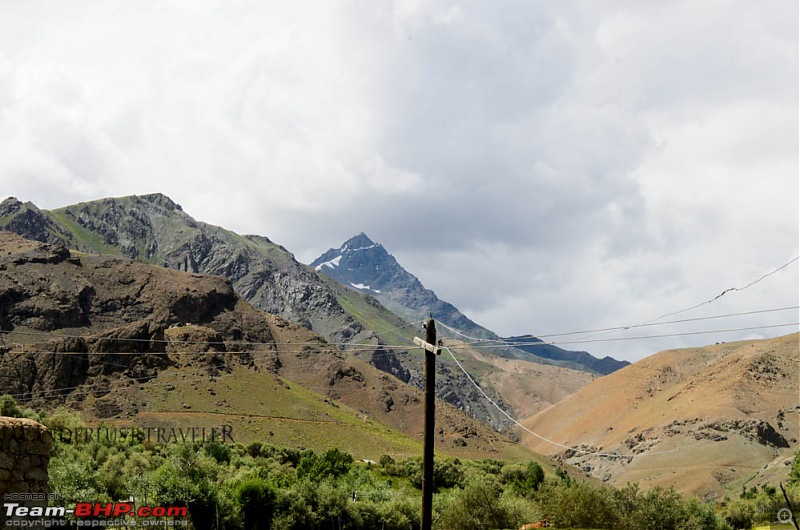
(0, 194, 357, 342)
(312, 233, 493, 338)
(312, 232, 629, 375)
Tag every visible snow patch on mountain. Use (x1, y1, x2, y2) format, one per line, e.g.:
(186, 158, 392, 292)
(350, 282, 381, 293)
(314, 255, 342, 271)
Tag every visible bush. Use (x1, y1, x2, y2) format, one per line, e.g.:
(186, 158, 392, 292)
(435, 476, 522, 530)
(721, 498, 756, 530)
(204, 441, 232, 464)
(536, 480, 618, 529)
(379, 454, 395, 468)
(790, 450, 800, 487)
(297, 448, 354, 481)
(0, 394, 39, 420)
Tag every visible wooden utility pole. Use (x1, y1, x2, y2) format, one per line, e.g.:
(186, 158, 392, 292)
(416, 318, 439, 530)
(780, 482, 800, 530)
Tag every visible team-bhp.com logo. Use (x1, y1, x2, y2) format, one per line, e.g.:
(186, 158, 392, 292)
(73, 503, 187, 518)
(4, 501, 188, 527)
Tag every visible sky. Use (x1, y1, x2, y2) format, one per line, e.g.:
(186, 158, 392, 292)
(0, 0, 797, 362)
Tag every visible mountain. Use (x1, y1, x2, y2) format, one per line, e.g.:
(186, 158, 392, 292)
(0, 195, 527, 431)
(0, 194, 358, 342)
(312, 233, 629, 375)
(520, 334, 799, 498)
(0, 230, 537, 461)
(312, 233, 493, 338)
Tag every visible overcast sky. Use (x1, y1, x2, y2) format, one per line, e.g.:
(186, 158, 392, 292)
(1, 0, 797, 362)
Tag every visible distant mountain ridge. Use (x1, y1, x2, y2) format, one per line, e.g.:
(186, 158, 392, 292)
(312, 233, 630, 375)
(503, 335, 630, 376)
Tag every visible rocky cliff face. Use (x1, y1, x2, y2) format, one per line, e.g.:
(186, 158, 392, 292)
(0, 231, 275, 410)
(0, 198, 74, 247)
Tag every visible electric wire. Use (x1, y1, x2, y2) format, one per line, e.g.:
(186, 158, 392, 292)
(653, 256, 799, 321)
(535, 306, 800, 339)
(436, 320, 800, 349)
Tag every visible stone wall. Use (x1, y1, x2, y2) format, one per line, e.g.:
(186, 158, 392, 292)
(0, 417, 52, 526)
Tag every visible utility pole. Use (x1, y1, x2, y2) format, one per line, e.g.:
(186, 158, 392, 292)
(415, 318, 439, 530)
(779, 482, 799, 530)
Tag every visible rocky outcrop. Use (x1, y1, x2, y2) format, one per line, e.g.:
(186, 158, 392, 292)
(0, 232, 279, 409)
(697, 419, 790, 448)
(0, 198, 73, 248)
(370, 347, 411, 383)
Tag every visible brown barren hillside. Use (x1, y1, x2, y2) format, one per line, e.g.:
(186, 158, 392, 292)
(443, 339, 597, 421)
(0, 231, 536, 461)
(520, 334, 799, 498)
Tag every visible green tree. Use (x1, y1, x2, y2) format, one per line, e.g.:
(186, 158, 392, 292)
(151, 444, 223, 530)
(634, 486, 688, 530)
(237, 477, 276, 530)
(790, 450, 800, 486)
(433, 458, 464, 491)
(721, 498, 756, 530)
(502, 461, 545, 496)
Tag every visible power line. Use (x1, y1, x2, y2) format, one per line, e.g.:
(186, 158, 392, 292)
(460, 255, 798, 346)
(535, 306, 799, 339)
(528, 323, 799, 347)
(2, 305, 796, 353)
(437, 319, 799, 349)
(0, 319, 426, 350)
(653, 256, 799, 321)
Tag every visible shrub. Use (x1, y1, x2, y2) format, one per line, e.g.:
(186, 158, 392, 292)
(721, 498, 756, 530)
(297, 448, 354, 481)
(536, 481, 618, 529)
(435, 476, 522, 530)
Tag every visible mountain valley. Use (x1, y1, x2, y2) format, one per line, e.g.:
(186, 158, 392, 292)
(1, 194, 797, 498)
